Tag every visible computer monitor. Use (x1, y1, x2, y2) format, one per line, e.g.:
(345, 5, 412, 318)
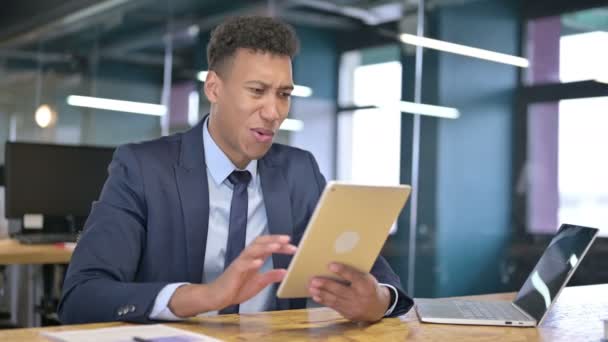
(4, 142, 115, 223)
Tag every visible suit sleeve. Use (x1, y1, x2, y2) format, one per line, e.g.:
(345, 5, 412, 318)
(305, 151, 414, 317)
(370, 258, 414, 316)
(58, 145, 169, 324)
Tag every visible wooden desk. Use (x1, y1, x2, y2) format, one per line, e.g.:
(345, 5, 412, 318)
(1, 284, 606, 341)
(0, 239, 73, 265)
(0, 239, 73, 327)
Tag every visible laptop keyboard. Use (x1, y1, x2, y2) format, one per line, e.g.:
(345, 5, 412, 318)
(416, 298, 533, 322)
(453, 300, 529, 321)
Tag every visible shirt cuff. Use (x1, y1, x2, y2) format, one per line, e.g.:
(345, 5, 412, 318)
(379, 283, 399, 317)
(149, 282, 190, 321)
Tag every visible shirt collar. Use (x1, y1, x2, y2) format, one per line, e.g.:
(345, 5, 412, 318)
(202, 116, 257, 187)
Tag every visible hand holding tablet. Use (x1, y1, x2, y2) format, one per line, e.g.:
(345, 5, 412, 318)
(277, 182, 411, 298)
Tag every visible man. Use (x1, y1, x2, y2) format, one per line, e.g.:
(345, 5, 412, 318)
(58, 15, 413, 324)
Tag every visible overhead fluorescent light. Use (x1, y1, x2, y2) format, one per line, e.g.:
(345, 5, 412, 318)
(62, 0, 131, 26)
(280, 118, 304, 131)
(397, 101, 459, 119)
(67, 95, 166, 116)
(292, 85, 313, 97)
(399, 33, 530, 68)
(373, 100, 460, 119)
(197, 70, 313, 97)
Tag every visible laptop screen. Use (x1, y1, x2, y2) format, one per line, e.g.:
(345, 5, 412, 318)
(513, 224, 598, 322)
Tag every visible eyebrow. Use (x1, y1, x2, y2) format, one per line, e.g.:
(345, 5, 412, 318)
(245, 80, 294, 91)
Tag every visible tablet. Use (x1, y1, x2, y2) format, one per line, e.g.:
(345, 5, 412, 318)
(277, 181, 411, 298)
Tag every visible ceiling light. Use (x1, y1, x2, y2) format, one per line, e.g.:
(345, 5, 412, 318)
(187, 25, 200, 37)
(35, 104, 57, 128)
(292, 85, 313, 97)
(373, 101, 460, 119)
(399, 33, 529, 68)
(67, 95, 166, 116)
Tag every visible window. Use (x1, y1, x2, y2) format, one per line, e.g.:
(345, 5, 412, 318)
(337, 49, 402, 187)
(560, 31, 608, 83)
(558, 97, 608, 235)
(337, 47, 402, 233)
(338, 61, 402, 186)
(525, 6, 608, 85)
(524, 6, 608, 236)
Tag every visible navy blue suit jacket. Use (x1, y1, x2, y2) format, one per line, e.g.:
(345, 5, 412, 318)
(58, 119, 413, 324)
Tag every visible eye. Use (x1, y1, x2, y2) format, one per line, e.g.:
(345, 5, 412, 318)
(249, 88, 264, 95)
(280, 92, 292, 98)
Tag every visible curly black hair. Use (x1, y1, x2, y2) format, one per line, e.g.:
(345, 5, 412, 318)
(206, 15, 300, 75)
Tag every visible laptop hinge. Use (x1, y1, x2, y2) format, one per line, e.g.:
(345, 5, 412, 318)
(511, 302, 536, 323)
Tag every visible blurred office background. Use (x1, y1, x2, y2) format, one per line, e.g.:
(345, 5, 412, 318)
(1, 0, 608, 327)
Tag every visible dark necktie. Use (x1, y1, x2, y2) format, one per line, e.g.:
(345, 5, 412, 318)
(219, 170, 252, 315)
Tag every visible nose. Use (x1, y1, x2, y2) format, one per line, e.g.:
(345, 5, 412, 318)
(260, 95, 282, 122)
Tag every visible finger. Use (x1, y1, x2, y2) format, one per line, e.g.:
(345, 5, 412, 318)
(243, 234, 294, 257)
(251, 269, 288, 290)
(311, 287, 348, 313)
(275, 244, 297, 255)
(309, 286, 349, 305)
(236, 269, 287, 303)
(309, 278, 352, 301)
(312, 295, 359, 322)
(227, 257, 264, 274)
(252, 235, 291, 245)
(221, 258, 265, 299)
(328, 263, 370, 289)
(248, 241, 297, 258)
(241, 242, 283, 260)
(260, 268, 288, 283)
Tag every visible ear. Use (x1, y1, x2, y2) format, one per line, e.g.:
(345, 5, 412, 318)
(203, 71, 221, 103)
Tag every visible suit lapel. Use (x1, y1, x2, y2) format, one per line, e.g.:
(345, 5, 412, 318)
(259, 156, 294, 310)
(175, 119, 209, 283)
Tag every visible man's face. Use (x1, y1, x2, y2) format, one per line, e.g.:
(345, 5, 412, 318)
(205, 48, 293, 168)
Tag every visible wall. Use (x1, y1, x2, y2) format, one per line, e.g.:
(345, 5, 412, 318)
(286, 25, 339, 180)
(390, 0, 520, 297)
(434, 0, 518, 296)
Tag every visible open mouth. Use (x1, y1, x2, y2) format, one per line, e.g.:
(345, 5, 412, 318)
(251, 128, 274, 143)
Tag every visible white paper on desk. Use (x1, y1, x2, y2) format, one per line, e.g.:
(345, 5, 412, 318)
(41, 324, 223, 342)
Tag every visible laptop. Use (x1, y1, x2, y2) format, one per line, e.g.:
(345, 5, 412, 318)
(277, 181, 411, 298)
(415, 224, 599, 327)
